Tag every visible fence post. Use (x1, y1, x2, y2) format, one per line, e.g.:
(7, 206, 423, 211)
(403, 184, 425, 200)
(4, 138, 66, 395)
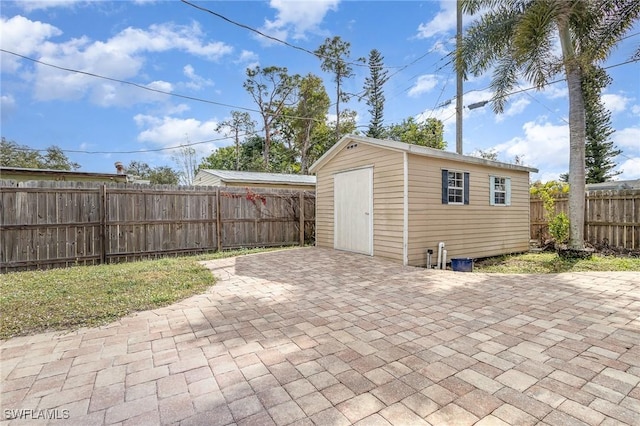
(299, 191, 305, 246)
(100, 184, 107, 264)
(216, 187, 222, 252)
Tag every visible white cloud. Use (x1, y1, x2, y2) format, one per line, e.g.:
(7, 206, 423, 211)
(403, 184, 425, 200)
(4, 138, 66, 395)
(2, 17, 232, 106)
(431, 40, 451, 55)
(258, 0, 339, 42)
(237, 50, 258, 63)
(418, 88, 494, 133)
(235, 50, 260, 70)
(415, 0, 483, 39)
(416, 0, 456, 39)
(492, 119, 569, 172)
(1, 95, 17, 120)
(540, 83, 567, 100)
(103, 23, 232, 60)
(535, 171, 565, 183)
(613, 127, 640, 151)
(0, 16, 62, 72)
(618, 157, 640, 180)
(182, 65, 214, 91)
(17, 0, 84, 12)
(632, 105, 640, 115)
(602, 93, 630, 114)
(496, 97, 531, 122)
(164, 104, 191, 115)
(408, 75, 439, 97)
(134, 114, 223, 157)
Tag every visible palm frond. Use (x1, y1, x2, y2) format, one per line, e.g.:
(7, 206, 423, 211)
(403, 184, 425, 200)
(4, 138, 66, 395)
(582, 0, 640, 62)
(462, 0, 532, 15)
(490, 54, 520, 113)
(458, 5, 520, 77)
(515, 0, 559, 86)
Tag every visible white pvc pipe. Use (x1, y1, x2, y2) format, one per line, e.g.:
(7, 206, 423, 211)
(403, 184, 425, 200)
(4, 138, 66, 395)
(437, 242, 445, 269)
(442, 249, 447, 270)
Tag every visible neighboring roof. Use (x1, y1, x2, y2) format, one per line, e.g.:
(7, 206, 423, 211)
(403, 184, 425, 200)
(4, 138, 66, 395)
(309, 135, 539, 174)
(197, 169, 316, 186)
(586, 179, 640, 191)
(0, 166, 126, 180)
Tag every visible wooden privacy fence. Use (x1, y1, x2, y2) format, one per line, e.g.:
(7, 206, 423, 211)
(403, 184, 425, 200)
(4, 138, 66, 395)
(0, 181, 315, 272)
(531, 189, 640, 249)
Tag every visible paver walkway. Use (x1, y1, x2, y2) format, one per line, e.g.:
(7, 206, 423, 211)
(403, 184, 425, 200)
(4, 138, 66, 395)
(1, 247, 639, 425)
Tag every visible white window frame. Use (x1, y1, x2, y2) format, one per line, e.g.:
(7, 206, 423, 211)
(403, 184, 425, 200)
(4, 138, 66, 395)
(441, 169, 469, 205)
(490, 176, 511, 206)
(448, 171, 465, 204)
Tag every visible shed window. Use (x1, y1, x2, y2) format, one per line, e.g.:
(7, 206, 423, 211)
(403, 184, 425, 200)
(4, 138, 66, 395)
(441, 169, 469, 205)
(490, 176, 511, 206)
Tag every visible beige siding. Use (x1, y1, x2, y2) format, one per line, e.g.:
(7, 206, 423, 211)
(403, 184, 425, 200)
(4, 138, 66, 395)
(315, 143, 404, 263)
(194, 173, 222, 187)
(407, 155, 530, 266)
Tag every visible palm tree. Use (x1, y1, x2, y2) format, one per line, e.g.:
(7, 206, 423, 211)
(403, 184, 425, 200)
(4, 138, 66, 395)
(456, 0, 639, 251)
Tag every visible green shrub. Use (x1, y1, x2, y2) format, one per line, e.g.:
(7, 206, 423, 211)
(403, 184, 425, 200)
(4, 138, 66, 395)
(549, 212, 570, 243)
(530, 180, 571, 245)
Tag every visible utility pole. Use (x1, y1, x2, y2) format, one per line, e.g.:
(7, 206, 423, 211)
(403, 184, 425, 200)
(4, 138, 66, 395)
(455, 0, 463, 155)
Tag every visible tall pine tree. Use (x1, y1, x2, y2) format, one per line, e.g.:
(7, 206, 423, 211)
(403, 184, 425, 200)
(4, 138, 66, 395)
(314, 37, 356, 144)
(583, 66, 621, 183)
(364, 49, 388, 139)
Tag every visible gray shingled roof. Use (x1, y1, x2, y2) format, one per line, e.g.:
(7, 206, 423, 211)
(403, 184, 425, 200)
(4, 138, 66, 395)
(586, 179, 640, 191)
(199, 169, 316, 185)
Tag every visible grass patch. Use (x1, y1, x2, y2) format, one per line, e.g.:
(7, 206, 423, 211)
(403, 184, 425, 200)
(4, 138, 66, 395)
(474, 252, 640, 274)
(0, 247, 280, 340)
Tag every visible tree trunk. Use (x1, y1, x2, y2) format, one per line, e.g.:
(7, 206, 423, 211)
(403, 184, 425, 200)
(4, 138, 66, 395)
(301, 121, 312, 174)
(558, 21, 586, 250)
(335, 77, 341, 144)
(234, 128, 240, 171)
(263, 121, 271, 169)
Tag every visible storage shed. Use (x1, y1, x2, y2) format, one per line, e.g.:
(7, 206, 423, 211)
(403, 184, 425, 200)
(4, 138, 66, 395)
(194, 169, 316, 191)
(309, 135, 538, 266)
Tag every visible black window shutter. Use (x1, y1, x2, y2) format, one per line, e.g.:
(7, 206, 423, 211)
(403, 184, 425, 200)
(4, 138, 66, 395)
(463, 172, 470, 205)
(441, 169, 448, 204)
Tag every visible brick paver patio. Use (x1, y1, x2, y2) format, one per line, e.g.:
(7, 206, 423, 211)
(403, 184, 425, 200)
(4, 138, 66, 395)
(1, 247, 639, 425)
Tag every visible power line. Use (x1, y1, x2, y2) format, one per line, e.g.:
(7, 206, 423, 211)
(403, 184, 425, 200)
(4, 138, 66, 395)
(426, 69, 454, 121)
(439, 110, 457, 123)
(443, 57, 640, 107)
(0, 49, 325, 124)
(358, 49, 454, 127)
(520, 87, 569, 125)
(2, 45, 439, 137)
(4, 47, 637, 156)
(1, 48, 258, 113)
(1, 42, 452, 132)
(388, 49, 453, 81)
(9, 131, 261, 155)
(351, 49, 453, 126)
(180, 0, 403, 70)
(181, 0, 460, 124)
(456, 31, 640, 99)
(13, 56, 637, 156)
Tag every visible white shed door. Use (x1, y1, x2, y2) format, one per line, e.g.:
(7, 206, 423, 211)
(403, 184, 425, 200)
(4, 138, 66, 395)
(334, 168, 373, 255)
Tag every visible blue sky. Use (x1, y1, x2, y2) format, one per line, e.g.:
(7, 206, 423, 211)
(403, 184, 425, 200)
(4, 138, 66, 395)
(1, 0, 639, 182)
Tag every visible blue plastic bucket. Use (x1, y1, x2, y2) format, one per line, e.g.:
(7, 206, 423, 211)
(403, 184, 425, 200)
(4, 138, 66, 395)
(451, 257, 473, 272)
